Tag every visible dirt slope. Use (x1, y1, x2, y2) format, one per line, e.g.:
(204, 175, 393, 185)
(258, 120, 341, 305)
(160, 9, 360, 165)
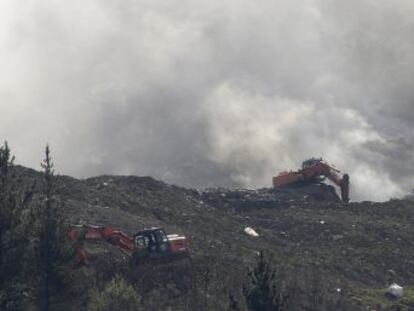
(14, 165, 414, 309)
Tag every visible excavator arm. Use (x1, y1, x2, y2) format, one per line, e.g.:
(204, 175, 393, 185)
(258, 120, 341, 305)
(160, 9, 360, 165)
(325, 171, 350, 203)
(68, 225, 135, 265)
(308, 161, 350, 203)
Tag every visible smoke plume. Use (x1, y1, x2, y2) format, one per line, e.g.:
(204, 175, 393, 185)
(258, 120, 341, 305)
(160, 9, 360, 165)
(1, 0, 414, 201)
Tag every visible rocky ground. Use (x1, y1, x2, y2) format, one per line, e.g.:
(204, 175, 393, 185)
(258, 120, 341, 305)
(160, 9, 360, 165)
(13, 165, 414, 310)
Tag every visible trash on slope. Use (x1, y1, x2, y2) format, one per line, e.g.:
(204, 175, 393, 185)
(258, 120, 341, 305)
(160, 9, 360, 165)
(244, 227, 259, 237)
(385, 283, 404, 299)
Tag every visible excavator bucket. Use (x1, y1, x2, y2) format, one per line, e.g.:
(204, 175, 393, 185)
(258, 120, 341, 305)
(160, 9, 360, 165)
(340, 174, 350, 203)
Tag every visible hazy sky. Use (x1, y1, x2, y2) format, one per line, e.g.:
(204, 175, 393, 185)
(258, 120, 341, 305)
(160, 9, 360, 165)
(1, 0, 414, 201)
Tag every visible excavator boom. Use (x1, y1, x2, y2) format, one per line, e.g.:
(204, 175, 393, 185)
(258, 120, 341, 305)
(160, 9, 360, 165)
(68, 225, 135, 265)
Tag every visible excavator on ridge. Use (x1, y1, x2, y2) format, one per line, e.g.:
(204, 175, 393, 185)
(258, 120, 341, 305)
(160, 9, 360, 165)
(272, 158, 350, 202)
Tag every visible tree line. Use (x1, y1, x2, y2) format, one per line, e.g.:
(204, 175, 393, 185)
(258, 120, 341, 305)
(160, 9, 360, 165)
(0, 142, 71, 310)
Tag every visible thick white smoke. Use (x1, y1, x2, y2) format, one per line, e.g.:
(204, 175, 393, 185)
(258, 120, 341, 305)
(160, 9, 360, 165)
(0, 0, 413, 201)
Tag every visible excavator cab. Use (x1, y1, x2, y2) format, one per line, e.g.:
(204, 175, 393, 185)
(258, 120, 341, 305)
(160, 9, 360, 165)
(301, 157, 323, 169)
(132, 228, 173, 264)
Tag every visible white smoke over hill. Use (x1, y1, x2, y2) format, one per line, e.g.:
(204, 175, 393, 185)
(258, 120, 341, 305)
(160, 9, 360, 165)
(0, 0, 413, 201)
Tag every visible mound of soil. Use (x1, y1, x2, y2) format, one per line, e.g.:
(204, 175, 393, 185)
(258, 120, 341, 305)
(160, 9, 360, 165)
(12, 165, 414, 310)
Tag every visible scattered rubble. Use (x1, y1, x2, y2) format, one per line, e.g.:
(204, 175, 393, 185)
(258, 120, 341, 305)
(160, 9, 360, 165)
(385, 283, 404, 299)
(200, 183, 340, 212)
(9, 165, 414, 310)
(244, 227, 259, 237)
(332, 234, 344, 241)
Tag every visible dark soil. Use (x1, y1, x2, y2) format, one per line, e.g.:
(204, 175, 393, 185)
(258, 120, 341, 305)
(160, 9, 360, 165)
(12, 165, 414, 310)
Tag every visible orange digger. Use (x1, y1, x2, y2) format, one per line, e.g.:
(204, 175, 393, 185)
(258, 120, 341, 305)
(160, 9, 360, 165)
(273, 158, 350, 202)
(68, 225, 190, 266)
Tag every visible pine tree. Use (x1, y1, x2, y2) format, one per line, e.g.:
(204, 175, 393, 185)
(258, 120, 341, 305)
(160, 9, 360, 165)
(37, 145, 70, 311)
(0, 141, 15, 273)
(243, 251, 288, 311)
(40, 145, 54, 311)
(0, 141, 35, 310)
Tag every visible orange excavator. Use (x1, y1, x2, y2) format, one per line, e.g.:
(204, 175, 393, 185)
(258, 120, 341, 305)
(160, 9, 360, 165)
(68, 225, 190, 266)
(272, 158, 350, 202)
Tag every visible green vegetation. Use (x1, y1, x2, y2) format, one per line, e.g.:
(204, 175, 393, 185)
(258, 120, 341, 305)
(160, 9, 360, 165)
(0, 143, 72, 310)
(88, 275, 141, 311)
(0, 142, 35, 310)
(36, 145, 73, 310)
(242, 251, 288, 311)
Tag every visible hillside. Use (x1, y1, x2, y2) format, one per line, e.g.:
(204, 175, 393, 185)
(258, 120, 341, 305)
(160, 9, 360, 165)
(12, 165, 414, 310)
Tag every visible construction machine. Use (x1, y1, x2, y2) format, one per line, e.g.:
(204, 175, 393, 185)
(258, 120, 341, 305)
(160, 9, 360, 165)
(272, 158, 350, 202)
(68, 225, 190, 266)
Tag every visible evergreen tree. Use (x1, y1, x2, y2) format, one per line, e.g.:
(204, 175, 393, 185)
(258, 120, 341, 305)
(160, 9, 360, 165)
(0, 141, 35, 310)
(0, 141, 14, 279)
(243, 251, 288, 311)
(37, 145, 71, 311)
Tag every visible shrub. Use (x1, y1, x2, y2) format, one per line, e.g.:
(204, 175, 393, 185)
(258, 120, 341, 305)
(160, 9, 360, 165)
(89, 275, 141, 311)
(243, 251, 288, 311)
